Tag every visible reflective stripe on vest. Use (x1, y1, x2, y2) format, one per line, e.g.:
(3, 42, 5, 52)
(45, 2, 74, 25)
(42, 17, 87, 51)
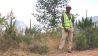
(63, 13, 73, 29)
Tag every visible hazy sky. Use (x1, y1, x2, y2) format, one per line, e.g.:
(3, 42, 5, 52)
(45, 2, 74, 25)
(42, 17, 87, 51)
(0, 0, 37, 26)
(70, 0, 98, 17)
(0, 0, 98, 26)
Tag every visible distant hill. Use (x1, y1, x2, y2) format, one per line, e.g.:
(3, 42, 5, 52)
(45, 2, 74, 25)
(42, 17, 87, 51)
(92, 16, 98, 26)
(15, 20, 27, 35)
(15, 20, 27, 28)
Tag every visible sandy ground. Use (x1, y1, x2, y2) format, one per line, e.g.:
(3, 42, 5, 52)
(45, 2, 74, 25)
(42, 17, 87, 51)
(0, 49, 98, 56)
(47, 49, 98, 56)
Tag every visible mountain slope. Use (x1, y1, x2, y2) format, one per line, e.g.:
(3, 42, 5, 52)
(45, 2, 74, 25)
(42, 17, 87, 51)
(15, 20, 27, 35)
(92, 16, 98, 26)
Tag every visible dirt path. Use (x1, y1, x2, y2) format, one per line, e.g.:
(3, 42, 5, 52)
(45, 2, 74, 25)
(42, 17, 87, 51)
(46, 49, 98, 56)
(0, 49, 98, 56)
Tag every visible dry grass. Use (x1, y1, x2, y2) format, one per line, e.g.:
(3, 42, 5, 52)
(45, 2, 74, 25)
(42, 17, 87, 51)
(0, 35, 98, 56)
(0, 46, 98, 56)
(0, 49, 42, 56)
(46, 37, 59, 52)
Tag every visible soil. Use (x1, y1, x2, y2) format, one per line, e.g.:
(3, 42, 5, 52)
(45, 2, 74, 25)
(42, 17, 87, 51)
(0, 49, 98, 56)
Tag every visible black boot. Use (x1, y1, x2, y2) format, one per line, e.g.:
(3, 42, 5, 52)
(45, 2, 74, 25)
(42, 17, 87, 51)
(67, 49, 72, 53)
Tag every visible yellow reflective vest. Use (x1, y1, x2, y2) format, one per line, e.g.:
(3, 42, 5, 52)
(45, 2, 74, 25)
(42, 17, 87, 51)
(63, 13, 73, 29)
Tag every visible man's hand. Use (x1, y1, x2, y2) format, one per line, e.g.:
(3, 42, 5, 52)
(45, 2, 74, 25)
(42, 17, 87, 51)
(73, 31, 76, 36)
(64, 28, 69, 32)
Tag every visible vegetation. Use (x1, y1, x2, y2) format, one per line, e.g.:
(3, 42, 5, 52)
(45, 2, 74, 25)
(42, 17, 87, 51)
(75, 14, 98, 50)
(34, 0, 70, 28)
(0, 1, 98, 55)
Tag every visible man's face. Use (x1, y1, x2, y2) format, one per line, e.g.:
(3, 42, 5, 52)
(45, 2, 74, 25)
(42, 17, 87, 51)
(66, 7, 71, 13)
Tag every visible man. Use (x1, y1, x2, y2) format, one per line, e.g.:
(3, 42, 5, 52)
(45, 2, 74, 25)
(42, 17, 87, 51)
(58, 5, 75, 53)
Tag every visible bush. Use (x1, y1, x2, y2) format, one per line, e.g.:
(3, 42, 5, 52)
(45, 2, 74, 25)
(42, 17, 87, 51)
(20, 35, 33, 44)
(75, 28, 98, 50)
(75, 32, 89, 50)
(0, 33, 33, 51)
(29, 45, 48, 54)
(0, 36, 18, 51)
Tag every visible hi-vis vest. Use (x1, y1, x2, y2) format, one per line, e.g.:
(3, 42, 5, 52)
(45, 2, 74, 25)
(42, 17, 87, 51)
(63, 13, 73, 29)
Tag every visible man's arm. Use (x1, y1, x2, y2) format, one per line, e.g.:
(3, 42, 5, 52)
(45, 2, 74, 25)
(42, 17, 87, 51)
(72, 15, 75, 26)
(72, 15, 76, 34)
(61, 14, 65, 28)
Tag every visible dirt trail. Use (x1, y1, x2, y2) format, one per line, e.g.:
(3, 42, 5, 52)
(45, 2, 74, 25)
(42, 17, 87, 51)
(0, 49, 98, 56)
(47, 49, 98, 56)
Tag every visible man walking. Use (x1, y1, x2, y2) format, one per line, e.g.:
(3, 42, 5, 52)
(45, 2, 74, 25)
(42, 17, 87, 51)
(59, 5, 75, 53)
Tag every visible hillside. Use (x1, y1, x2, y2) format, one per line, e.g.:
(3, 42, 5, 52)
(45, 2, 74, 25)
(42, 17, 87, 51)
(92, 16, 98, 26)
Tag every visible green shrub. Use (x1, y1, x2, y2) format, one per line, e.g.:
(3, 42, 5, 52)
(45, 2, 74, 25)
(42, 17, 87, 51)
(29, 45, 48, 54)
(75, 32, 89, 50)
(75, 28, 98, 50)
(92, 28, 98, 48)
(20, 35, 33, 44)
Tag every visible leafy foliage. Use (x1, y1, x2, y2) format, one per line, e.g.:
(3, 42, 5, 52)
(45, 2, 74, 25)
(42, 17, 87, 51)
(25, 25, 42, 35)
(75, 16, 98, 50)
(4, 10, 16, 40)
(0, 14, 6, 25)
(34, 0, 69, 28)
(77, 17, 94, 31)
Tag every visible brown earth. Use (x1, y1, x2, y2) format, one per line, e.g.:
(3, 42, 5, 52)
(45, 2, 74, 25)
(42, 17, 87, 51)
(0, 49, 98, 56)
(0, 37, 98, 56)
(47, 49, 98, 56)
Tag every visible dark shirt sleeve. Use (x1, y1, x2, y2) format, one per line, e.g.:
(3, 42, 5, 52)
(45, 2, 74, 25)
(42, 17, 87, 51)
(72, 15, 75, 26)
(61, 14, 65, 28)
